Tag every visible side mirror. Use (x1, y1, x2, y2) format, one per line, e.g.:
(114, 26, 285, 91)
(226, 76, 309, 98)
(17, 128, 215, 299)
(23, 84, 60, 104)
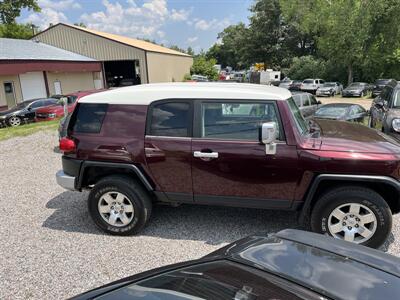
(27, 107, 32, 111)
(375, 101, 384, 108)
(259, 122, 278, 155)
(317, 100, 322, 105)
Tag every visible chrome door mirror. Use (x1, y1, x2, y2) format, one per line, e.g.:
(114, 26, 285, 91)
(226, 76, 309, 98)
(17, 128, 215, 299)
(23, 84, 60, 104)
(259, 122, 278, 155)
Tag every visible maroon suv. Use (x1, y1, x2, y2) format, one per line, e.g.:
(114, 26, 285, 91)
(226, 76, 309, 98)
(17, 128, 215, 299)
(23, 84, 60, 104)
(56, 83, 400, 248)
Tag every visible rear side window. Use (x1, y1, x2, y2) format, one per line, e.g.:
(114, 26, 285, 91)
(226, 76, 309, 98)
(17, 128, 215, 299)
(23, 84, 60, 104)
(148, 101, 191, 137)
(70, 103, 107, 133)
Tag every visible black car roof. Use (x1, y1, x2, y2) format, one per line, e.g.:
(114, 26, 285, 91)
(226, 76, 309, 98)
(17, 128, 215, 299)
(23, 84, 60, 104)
(211, 229, 400, 300)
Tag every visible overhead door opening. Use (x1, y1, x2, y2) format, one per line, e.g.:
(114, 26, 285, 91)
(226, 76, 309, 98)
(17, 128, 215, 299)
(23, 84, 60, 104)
(104, 60, 141, 88)
(19, 72, 47, 100)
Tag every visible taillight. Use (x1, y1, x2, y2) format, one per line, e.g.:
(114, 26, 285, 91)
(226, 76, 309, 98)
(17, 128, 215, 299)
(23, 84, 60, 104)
(59, 137, 76, 153)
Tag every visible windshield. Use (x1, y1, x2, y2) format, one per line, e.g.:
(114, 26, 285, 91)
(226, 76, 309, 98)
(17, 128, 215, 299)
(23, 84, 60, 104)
(348, 83, 363, 88)
(287, 98, 309, 135)
(303, 79, 314, 84)
(13, 101, 32, 109)
(375, 79, 390, 85)
(315, 106, 348, 117)
(323, 83, 335, 87)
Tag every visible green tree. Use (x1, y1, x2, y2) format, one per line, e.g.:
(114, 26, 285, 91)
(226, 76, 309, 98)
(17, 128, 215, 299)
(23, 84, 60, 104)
(190, 55, 219, 80)
(186, 46, 194, 56)
(0, 0, 40, 24)
(0, 22, 36, 39)
(208, 23, 249, 69)
(73, 22, 86, 28)
(280, 0, 400, 84)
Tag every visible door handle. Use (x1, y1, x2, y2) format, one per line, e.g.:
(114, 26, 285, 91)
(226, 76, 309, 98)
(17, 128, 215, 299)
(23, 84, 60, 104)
(193, 151, 219, 159)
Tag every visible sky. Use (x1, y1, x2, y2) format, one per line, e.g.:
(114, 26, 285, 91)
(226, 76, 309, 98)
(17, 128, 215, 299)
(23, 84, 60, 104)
(18, 0, 253, 53)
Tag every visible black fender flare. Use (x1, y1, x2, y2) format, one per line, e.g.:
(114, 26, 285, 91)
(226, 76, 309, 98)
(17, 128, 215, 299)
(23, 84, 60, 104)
(77, 160, 154, 191)
(299, 174, 400, 223)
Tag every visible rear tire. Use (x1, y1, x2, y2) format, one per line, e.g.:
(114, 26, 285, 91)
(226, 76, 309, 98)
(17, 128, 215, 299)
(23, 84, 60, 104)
(88, 175, 152, 235)
(310, 186, 392, 248)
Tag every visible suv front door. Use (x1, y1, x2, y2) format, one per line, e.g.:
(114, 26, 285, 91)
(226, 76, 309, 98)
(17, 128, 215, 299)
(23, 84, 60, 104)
(191, 100, 300, 209)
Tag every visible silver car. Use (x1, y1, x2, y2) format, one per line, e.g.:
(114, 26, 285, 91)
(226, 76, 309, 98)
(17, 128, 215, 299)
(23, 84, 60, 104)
(316, 82, 343, 97)
(292, 92, 322, 118)
(300, 78, 325, 94)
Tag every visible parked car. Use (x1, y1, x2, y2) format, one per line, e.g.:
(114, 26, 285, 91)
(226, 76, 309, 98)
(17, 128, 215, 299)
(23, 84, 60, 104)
(314, 103, 368, 124)
(278, 79, 292, 89)
(370, 80, 400, 137)
(36, 89, 106, 122)
(300, 78, 325, 94)
(316, 82, 343, 96)
(291, 91, 321, 118)
(372, 78, 396, 98)
(288, 80, 302, 91)
(0, 98, 59, 127)
(342, 82, 371, 97)
(192, 74, 209, 82)
(71, 229, 400, 300)
(57, 82, 400, 248)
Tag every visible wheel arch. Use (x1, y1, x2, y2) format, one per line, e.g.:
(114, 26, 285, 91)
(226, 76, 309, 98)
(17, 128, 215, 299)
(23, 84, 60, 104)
(77, 161, 154, 192)
(299, 174, 400, 223)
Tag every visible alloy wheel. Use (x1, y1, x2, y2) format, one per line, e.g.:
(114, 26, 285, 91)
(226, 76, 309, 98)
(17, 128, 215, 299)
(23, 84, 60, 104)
(9, 116, 21, 127)
(328, 203, 377, 244)
(98, 191, 135, 227)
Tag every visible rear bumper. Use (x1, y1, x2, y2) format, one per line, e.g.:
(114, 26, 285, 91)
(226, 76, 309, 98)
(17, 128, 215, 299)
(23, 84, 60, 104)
(56, 170, 76, 191)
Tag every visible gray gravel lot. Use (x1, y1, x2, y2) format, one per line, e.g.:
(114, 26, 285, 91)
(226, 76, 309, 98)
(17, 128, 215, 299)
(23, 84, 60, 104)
(0, 130, 399, 299)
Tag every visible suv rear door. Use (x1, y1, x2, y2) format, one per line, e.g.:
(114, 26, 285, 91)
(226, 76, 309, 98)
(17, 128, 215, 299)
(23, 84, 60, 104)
(191, 100, 300, 209)
(145, 100, 194, 202)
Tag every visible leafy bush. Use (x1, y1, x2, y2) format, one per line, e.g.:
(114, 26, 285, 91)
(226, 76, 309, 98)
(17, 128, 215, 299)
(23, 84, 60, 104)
(190, 56, 219, 81)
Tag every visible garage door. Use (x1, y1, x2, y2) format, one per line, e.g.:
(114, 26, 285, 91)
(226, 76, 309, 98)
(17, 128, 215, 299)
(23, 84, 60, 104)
(19, 72, 47, 100)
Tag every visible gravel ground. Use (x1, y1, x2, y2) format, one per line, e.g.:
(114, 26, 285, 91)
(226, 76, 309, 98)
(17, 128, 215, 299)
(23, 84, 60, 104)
(0, 130, 399, 299)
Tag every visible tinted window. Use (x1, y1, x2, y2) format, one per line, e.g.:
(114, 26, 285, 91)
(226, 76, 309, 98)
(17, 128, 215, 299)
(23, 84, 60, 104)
(96, 261, 315, 300)
(303, 79, 314, 84)
(320, 80, 325, 84)
(30, 100, 44, 108)
(201, 102, 282, 141)
(67, 96, 78, 104)
(43, 99, 58, 106)
(70, 103, 107, 133)
(149, 102, 191, 137)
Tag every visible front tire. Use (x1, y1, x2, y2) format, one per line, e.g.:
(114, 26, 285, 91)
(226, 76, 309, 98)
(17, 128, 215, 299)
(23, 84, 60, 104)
(310, 186, 392, 248)
(88, 175, 152, 235)
(8, 116, 21, 127)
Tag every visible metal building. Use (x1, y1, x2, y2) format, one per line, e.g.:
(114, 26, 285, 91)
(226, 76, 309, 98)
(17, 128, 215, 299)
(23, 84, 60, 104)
(34, 23, 193, 87)
(0, 38, 102, 109)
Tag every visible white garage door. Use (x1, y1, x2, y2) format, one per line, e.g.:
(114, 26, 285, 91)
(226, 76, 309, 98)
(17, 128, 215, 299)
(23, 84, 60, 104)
(19, 72, 47, 100)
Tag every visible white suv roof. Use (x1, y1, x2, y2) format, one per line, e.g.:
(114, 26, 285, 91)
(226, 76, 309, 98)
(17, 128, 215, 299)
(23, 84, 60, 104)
(79, 82, 292, 105)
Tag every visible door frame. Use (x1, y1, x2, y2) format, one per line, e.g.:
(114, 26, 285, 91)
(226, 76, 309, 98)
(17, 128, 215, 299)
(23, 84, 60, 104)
(3, 81, 17, 108)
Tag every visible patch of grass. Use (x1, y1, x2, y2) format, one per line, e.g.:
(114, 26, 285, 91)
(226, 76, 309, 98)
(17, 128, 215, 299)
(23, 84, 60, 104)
(0, 120, 59, 141)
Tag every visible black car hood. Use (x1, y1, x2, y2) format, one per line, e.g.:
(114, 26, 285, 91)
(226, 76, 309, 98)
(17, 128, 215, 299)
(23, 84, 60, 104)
(0, 107, 25, 116)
